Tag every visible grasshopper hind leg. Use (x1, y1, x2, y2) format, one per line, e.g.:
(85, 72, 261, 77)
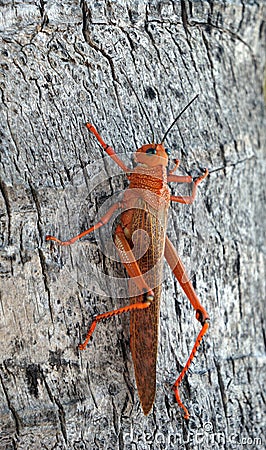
(164, 236, 210, 419)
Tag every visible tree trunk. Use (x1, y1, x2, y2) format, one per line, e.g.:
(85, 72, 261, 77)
(0, 1, 265, 449)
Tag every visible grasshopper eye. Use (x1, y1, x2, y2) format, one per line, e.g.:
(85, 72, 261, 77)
(146, 148, 156, 155)
(165, 148, 171, 156)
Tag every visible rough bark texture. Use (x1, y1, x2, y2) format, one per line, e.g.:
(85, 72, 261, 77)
(0, 1, 265, 449)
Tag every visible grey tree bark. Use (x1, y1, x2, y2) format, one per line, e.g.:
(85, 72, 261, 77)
(0, 1, 265, 449)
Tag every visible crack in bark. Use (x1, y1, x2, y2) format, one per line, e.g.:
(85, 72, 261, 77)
(201, 30, 221, 107)
(234, 242, 243, 320)
(37, 248, 54, 324)
(0, 369, 21, 437)
(238, 1, 246, 33)
(81, 0, 118, 84)
(40, 369, 68, 444)
(85, 361, 98, 410)
(261, 318, 266, 353)
(39, 0, 45, 18)
(0, 86, 8, 108)
(180, 0, 190, 38)
(6, 115, 21, 168)
(214, 359, 228, 421)
(0, 178, 12, 244)
(111, 396, 119, 435)
(29, 182, 43, 240)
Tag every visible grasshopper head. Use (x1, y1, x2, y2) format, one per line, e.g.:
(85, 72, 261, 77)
(135, 143, 171, 167)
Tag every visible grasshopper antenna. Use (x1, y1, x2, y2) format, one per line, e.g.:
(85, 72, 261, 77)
(161, 94, 199, 144)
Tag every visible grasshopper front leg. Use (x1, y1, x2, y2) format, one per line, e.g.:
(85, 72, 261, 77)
(169, 169, 208, 204)
(86, 123, 130, 173)
(46, 202, 123, 246)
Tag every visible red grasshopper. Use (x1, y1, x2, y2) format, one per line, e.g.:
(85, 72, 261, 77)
(46, 95, 209, 419)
